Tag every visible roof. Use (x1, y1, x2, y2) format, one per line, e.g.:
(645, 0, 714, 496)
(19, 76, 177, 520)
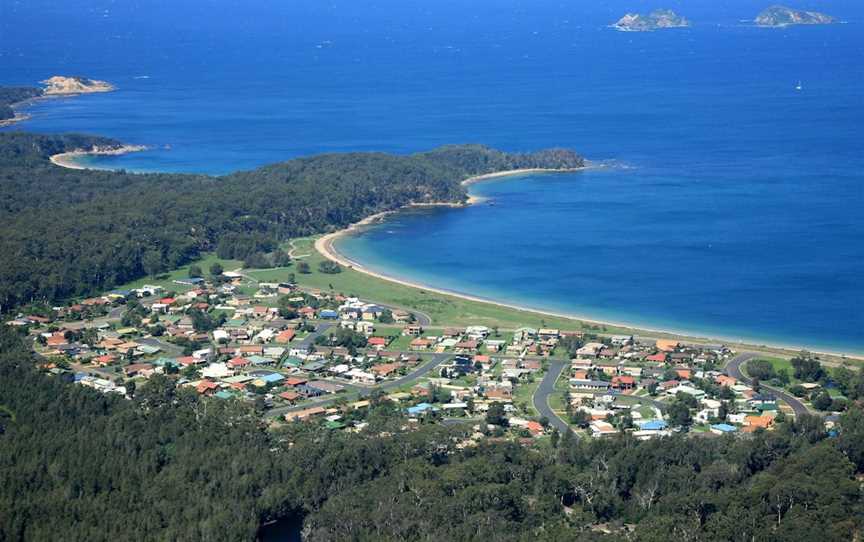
(639, 420, 668, 431)
(407, 402, 435, 415)
(711, 423, 737, 432)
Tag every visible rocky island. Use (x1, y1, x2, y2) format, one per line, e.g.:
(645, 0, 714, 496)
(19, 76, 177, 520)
(612, 9, 689, 32)
(755, 5, 835, 27)
(40, 75, 115, 95)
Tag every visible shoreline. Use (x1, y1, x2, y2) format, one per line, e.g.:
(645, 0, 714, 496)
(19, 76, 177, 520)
(49, 145, 148, 170)
(314, 169, 864, 361)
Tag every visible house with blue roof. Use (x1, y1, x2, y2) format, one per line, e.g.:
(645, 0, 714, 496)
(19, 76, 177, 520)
(710, 423, 737, 434)
(407, 403, 436, 416)
(259, 373, 285, 384)
(319, 309, 339, 320)
(639, 420, 668, 431)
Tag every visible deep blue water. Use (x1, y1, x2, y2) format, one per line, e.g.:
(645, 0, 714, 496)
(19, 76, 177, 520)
(2, 0, 862, 352)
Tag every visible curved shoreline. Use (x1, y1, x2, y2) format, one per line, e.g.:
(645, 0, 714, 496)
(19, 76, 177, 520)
(49, 145, 148, 170)
(315, 169, 864, 360)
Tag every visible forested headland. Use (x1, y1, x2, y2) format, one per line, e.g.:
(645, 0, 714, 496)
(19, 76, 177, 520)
(0, 325, 862, 541)
(0, 87, 42, 122)
(0, 132, 583, 312)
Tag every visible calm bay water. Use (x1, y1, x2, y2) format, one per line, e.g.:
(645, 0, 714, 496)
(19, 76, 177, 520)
(2, 0, 862, 352)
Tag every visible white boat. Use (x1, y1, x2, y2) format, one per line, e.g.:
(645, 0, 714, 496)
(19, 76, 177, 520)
(795, 80, 803, 91)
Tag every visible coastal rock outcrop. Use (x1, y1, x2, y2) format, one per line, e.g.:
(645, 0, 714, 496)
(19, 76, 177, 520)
(41, 76, 115, 95)
(612, 9, 689, 32)
(755, 5, 835, 27)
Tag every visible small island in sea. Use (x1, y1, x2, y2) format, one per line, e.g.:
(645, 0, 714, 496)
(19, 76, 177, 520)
(755, 5, 835, 27)
(40, 75, 115, 95)
(612, 9, 689, 32)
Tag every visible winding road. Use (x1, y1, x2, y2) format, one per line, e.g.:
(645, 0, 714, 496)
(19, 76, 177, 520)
(724, 352, 810, 418)
(532, 360, 571, 433)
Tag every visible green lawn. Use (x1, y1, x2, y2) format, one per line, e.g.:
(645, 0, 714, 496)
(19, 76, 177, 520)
(513, 378, 541, 417)
(115, 253, 244, 294)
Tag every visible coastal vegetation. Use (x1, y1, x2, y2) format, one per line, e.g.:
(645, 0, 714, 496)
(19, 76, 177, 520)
(0, 87, 42, 122)
(0, 132, 583, 313)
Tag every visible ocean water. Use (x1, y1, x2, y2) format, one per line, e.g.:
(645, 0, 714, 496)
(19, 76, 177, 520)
(2, 0, 862, 352)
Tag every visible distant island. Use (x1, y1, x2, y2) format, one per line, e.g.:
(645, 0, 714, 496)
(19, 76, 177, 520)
(0, 76, 115, 127)
(41, 75, 115, 95)
(612, 9, 689, 32)
(755, 5, 835, 27)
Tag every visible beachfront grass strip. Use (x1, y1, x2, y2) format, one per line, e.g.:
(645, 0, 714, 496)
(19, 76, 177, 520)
(251, 236, 647, 332)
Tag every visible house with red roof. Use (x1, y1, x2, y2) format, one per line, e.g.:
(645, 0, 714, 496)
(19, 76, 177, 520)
(227, 357, 250, 370)
(196, 380, 219, 395)
(410, 338, 432, 350)
(611, 375, 636, 391)
(526, 421, 544, 437)
(275, 329, 296, 344)
(367, 336, 388, 350)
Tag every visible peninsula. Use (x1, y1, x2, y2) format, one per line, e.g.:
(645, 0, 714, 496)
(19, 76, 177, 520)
(612, 9, 689, 32)
(755, 5, 835, 27)
(0, 77, 115, 127)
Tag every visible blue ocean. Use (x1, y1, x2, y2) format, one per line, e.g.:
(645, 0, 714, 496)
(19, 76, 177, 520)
(2, 0, 862, 352)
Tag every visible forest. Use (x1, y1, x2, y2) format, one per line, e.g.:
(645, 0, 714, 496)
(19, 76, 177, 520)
(0, 325, 862, 541)
(0, 87, 42, 121)
(0, 132, 584, 312)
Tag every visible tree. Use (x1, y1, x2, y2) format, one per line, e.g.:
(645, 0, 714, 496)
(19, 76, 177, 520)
(485, 402, 508, 427)
(318, 261, 342, 274)
(836, 406, 864, 471)
(811, 391, 833, 411)
(791, 352, 824, 382)
(209, 262, 224, 276)
(668, 399, 692, 429)
(569, 409, 590, 428)
(297, 261, 311, 274)
(188, 265, 203, 278)
(747, 359, 777, 381)
(646, 381, 659, 396)
(717, 401, 729, 422)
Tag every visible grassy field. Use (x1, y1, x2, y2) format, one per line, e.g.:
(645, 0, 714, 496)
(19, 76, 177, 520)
(115, 253, 244, 294)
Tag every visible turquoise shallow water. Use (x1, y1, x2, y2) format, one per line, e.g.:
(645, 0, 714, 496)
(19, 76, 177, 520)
(2, 0, 863, 352)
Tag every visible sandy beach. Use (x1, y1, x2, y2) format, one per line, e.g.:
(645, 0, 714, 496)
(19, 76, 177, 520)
(314, 168, 864, 361)
(49, 145, 148, 170)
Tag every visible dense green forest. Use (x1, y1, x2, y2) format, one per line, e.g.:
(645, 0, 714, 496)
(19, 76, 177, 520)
(0, 87, 42, 121)
(0, 325, 862, 541)
(0, 132, 584, 311)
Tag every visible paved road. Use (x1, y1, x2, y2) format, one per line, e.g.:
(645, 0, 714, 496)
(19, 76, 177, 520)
(532, 360, 572, 433)
(725, 352, 810, 418)
(293, 322, 334, 351)
(266, 353, 452, 418)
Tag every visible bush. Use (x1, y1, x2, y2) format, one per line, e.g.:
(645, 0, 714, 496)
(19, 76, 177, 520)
(318, 261, 342, 274)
